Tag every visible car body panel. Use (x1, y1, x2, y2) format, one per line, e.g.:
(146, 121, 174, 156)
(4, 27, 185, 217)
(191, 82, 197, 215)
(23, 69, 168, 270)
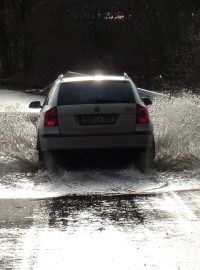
(33, 74, 154, 154)
(39, 133, 154, 151)
(57, 104, 137, 136)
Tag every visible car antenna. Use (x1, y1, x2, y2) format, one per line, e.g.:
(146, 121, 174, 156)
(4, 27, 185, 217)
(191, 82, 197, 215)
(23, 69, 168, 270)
(64, 71, 89, 77)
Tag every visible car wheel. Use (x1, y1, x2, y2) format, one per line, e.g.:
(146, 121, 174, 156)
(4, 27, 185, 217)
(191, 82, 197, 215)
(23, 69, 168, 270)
(136, 147, 154, 172)
(39, 149, 57, 171)
(37, 138, 57, 171)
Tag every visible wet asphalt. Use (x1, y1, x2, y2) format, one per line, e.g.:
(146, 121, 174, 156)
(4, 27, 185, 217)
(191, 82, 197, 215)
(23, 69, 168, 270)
(1, 189, 200, 269)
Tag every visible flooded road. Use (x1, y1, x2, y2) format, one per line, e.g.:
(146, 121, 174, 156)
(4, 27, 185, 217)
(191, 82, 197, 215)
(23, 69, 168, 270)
(0, 89, 200, 269)
(2, 191, 200, 270)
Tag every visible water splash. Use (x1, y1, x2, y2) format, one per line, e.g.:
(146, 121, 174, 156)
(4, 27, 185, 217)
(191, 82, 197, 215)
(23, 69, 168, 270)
(0, 111, 39, 174)
(0, 90, 199, 198)
(150, 93, 200, 172)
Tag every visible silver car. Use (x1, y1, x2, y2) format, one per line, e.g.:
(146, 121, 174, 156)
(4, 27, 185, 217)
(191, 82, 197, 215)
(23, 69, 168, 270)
(29, 73, 155, 171)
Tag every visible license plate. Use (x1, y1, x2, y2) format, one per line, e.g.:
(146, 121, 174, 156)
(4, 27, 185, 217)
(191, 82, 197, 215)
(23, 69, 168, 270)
(79, 114, 116, 125)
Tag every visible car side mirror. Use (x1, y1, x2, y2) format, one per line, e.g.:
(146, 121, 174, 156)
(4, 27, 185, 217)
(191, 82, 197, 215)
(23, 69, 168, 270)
(29, 101, 42, 108)
(142, 97, 152, 106)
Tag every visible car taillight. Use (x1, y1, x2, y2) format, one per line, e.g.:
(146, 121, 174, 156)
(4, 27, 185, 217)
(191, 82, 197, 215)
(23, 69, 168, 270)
(136, 104, 150, 124)
(44, 107, 58, 126)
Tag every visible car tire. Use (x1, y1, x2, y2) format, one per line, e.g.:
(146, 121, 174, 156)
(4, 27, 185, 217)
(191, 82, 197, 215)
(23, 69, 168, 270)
(39, 149, 57, 171)
(37, 138, 57, 171)
(136, 146, 155, 173)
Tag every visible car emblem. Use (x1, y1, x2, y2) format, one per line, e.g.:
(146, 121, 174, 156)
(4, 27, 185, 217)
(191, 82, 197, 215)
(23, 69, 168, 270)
(94, 106, 100, 113)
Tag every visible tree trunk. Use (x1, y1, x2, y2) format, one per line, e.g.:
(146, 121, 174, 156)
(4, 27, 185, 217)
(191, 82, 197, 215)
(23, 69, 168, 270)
(0, 0, 12, 78)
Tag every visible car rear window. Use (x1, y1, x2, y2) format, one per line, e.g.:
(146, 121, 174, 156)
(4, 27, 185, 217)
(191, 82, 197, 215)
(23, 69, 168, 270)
(57, 81, 135, 105)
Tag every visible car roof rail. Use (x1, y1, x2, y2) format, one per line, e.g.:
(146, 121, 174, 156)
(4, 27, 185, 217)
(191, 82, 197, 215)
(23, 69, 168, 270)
(124, 72, 129, 79)
(57, 74, 64, 80)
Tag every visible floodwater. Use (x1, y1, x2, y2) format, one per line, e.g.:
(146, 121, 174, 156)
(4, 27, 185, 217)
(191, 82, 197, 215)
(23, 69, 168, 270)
(0, 89, 200, 269)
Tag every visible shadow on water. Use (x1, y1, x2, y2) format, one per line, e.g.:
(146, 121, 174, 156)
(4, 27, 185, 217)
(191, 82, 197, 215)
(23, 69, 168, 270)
(1, 188, 200, 230)
(0, 193, 159, 230)
(46, 195, 147, 229)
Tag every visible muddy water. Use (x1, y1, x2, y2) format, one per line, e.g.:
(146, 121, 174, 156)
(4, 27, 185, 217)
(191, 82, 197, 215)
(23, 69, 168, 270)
(0, 89, 200, 269)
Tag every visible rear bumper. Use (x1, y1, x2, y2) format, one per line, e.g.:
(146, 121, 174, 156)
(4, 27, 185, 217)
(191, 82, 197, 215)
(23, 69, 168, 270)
(39, 132, 154, 151)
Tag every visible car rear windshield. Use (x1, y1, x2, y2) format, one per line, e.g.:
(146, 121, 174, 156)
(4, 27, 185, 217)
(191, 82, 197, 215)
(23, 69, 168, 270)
(57, 81, 135, 105)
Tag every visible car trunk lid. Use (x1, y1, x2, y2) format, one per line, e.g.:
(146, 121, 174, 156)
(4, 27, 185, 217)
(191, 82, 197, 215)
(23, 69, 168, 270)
(57, 104, 136, 135)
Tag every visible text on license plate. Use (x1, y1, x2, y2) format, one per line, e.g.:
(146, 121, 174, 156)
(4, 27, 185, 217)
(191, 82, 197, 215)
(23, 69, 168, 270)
(79, 114, 116, 125)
